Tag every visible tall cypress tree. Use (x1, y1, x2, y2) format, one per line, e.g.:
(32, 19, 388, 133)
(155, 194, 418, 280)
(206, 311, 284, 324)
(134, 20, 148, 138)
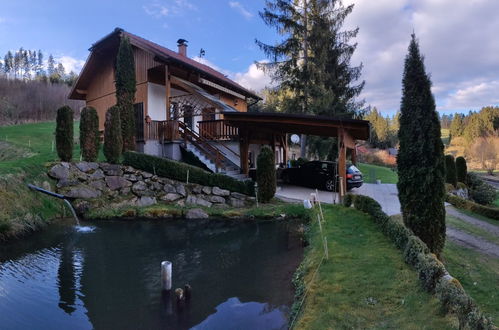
(397, 34, 445, 256)
(104, 106, 123, 164)
(115, 35, 136, 151)
(80, 106, 100, 162)
(55, 106, 74, 162)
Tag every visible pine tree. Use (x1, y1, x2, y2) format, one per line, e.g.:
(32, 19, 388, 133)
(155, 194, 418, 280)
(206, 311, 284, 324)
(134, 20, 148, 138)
(256, 146, 276, 203)
(55, 106, 74, 162)
(4, 51, 13, 76)
(397, 34, 446, 256)
(449, 113, 465, 137)
(115, 35, 136, 151)
(455, 156, 467, 184)
(80, 106, 100, 162)
(47, 54, 55, 76)
(36, 50, 45, 78)
(104, 106, 123, 164)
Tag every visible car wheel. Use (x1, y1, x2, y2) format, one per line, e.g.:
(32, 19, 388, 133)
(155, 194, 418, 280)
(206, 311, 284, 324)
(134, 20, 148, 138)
(325, 179, 334, 191)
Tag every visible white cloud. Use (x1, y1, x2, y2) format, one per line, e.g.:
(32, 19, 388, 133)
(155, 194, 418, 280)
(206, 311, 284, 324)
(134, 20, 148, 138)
(193, 56, 272, 92)
(56, 56, 85, 74)
(342, 0, 499, 114)
(229, 2, 253, 20)
(143, 0, 197, 18)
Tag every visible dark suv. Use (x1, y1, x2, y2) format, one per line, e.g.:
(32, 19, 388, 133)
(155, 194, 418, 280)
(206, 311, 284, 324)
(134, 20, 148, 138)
(281, 161, 363, 191)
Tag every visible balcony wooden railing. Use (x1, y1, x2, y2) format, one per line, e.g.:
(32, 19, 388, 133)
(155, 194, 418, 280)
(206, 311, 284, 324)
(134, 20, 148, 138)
(198, 120, 238, 141)
(143, 120, 180, 141)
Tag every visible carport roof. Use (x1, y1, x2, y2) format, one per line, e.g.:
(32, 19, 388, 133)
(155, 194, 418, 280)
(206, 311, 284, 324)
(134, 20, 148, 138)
(222, 112, 370, 140)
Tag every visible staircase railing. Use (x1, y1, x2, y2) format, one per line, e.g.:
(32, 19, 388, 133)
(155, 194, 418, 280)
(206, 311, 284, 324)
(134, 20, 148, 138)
(178, 121, 224, 171)
(198, 119, 238, 140)
(196, 124, 240, 160)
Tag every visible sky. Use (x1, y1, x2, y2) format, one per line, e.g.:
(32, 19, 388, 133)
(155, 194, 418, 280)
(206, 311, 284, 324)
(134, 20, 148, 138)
(0, 0, 498, 116)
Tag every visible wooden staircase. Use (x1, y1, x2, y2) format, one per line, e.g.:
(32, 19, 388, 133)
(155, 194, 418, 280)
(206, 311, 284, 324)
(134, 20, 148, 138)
(178, 121, 247, 180)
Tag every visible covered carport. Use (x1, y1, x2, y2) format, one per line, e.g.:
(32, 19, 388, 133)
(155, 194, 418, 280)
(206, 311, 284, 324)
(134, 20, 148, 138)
(222, 112, 370, 198)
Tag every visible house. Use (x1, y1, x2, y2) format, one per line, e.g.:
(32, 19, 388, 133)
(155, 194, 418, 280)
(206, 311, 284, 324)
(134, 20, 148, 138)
(70, 28, 370, 193)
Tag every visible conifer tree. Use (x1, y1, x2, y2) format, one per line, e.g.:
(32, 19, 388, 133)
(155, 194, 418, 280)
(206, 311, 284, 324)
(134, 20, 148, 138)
(256, 146, 276, 203)
(104, 106, 123, 164)
(445, 155, 457, 187)
(80, 106, 100, 162)
(115, 35, 136, 151)
(55, 106, 74, 162)
(397, 34, 445, 256)
(456, 156, 467, 184)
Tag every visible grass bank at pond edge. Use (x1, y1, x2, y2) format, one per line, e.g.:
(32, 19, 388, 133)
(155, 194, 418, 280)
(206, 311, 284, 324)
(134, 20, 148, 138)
(357, 162, 398, 184)
(85, 199, 311, 221)
(291, 205, 456, 329)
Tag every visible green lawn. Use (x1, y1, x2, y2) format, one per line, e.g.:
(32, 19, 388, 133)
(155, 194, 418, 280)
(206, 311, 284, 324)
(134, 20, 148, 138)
(357, 162, 398, 184)
(443, 241, 499, 322)
(446, 215, 499, 245)
(294, 205, 456, 329)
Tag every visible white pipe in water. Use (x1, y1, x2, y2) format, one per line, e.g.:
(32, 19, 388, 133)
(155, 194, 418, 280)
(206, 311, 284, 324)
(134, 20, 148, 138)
(161, 261, 172, 291)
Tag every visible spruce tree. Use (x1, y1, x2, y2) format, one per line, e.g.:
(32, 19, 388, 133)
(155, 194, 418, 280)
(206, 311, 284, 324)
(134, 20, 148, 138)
(55, 106, 74, 162)
(80, 106, 100, 162)
(456, 156, 467, 184)
(444, 155, 457, 187)
(397, 34, 446, 256)
(115, 35, 136, 151)
(257, 146, 276, 203)
(104, 106, 123, 164)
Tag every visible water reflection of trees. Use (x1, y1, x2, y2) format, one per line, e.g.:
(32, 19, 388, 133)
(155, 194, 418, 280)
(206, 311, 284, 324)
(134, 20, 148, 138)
(76, 220, 302, 330)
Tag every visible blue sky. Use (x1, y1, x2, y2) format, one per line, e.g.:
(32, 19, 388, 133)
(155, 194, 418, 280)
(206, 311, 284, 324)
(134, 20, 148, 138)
(1, 0, 498, 115)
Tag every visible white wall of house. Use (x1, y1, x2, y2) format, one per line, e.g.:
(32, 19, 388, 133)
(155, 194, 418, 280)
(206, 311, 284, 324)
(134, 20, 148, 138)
(147, 83, 167, 121)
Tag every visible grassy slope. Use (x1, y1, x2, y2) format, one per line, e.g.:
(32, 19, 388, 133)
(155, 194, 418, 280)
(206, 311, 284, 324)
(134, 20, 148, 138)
(294, 205, 456, 329)
(0, 121, 81, 239)
(443, 242, 499, 322)
(357, 162, 398, 184)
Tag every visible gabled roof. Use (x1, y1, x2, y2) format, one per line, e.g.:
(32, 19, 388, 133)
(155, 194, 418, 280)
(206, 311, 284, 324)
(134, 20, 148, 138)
(69, 28, 261, 100)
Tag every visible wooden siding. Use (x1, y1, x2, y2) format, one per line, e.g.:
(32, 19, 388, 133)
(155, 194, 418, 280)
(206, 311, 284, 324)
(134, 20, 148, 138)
(219, 93, 247, 112)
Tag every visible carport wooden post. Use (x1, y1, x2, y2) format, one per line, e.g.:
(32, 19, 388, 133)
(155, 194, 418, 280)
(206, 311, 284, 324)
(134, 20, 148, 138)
(351, 146, 357, 165)
(239, 128, 249, 175)
(338, 129, 347, 200)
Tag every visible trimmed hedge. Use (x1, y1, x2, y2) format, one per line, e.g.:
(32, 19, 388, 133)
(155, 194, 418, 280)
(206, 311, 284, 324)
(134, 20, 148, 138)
(446, 193, 499, 220)
(103, 106, 123, 164)
(256, 146, 276, 203)
(80, 106, 100, 162)
(456, 156, 467, 184)
(350, 194, 494, 329)
(123, 151, 255, 195)
(55, 105, 74, 162)
(445, 154, 457, 187)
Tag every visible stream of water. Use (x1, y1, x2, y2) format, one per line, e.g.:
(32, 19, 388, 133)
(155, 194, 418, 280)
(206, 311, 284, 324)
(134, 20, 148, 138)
(0, 219, 303, 330)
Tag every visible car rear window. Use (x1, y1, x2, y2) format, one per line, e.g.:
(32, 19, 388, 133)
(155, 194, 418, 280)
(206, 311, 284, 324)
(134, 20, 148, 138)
(349, 165, 360, 172)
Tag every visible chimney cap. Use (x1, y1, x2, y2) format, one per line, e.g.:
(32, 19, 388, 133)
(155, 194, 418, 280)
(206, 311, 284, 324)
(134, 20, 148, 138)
(177, 39, 188, 46)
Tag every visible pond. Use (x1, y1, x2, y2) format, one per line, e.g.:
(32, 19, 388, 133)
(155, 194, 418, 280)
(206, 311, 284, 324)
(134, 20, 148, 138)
(0, 218, 303, 330)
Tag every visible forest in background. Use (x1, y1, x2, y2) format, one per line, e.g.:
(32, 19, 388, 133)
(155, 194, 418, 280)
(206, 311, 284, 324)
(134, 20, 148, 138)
(0, 48, 83, 125)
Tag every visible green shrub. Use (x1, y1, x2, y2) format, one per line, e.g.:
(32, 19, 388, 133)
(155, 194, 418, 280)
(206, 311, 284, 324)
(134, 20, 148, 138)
(404, 235, 429, 267)
(343, 193, 355, 207)
(445, 183, 455, 193)
(123, 151, 255, 195)
(456, 182, 467, 190)
(466, 173, 496, 205)
(445, 155, 457, 187)
(455, 156, 467, 184)
(256, 146, 276, 203)
(79, 106, 100, 162)
(55, 105, 74, 162)
(435, 276, 472, 326)
(446, 194, 499, 220)
(103, 106, 123, 164)
(416, 253, 446, 292)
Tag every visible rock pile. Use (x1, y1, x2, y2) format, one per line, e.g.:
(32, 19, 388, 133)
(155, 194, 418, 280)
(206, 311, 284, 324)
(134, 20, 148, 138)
(48, 162, 255, 210)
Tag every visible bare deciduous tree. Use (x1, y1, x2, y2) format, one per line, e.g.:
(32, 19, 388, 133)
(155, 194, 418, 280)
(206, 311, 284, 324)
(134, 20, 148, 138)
(468, 136, 499, 175)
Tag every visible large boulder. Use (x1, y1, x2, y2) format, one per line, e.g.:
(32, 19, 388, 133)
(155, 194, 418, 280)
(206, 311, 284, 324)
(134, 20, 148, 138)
(186, 195, 212, 208)
(202, 186, 212, 195)
(100, 163, 122, 176)
(105, 176, 132, 191)
(185, 208, 209, 219)
(160, 193, 183, 202)
(88, 169, 105, 181)
(65, 186, 101, 199)
(75, 162, 99, 173)
(228, 197, 245, 208)
(212, 186, 230, 196)
(209, 195, 226, 204)
(132, 181, 150, 196)
(164, 184, 176, 193)
(176, 184, 186, 197)
(48, 164, 70, 180)
(137, 196, 157, 207)
(230, 192, 247, 200)
(89, 180, 107, 191)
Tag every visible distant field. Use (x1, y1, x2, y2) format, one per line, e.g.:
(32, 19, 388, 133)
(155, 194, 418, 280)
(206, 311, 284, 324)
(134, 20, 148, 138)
(357, 162, 398, 184)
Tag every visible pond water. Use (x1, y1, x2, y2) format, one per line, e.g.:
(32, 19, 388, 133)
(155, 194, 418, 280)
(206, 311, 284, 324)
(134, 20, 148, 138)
(0, 219, 303, 330)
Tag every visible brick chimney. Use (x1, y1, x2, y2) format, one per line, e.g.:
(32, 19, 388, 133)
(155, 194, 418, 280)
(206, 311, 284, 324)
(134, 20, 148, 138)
(177, 39, 188, 57)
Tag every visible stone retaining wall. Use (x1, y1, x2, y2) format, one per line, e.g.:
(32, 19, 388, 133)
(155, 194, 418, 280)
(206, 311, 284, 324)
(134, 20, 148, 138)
(48, 162, 255, 213)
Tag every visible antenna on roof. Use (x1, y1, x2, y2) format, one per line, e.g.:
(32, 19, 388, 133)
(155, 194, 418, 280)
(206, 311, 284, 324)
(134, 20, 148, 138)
(199, 48, 206, 58)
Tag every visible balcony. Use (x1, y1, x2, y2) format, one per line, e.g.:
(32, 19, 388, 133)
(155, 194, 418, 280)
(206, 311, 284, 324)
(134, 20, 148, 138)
(198, 119, 238, 141)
